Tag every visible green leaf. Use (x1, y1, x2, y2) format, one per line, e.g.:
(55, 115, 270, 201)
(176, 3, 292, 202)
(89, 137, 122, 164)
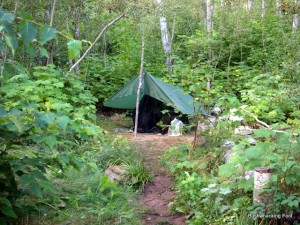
(9, 116, 25, 133)
(57, 115, 70, 131)
(5, 35, 18, 55)
(36, 112, 55, 126)
(19, 21, 37, 44)
(39, 47, 49, 58)
(0, 12, 15, 23)
(0, 198, 12, 208)
(10, 108, 21, 115)
(25, 43, 36, 57)
(189, 85, 195, 92)
(0, 107, 6, 117)
(219, 164, 235, 177)
(87, 162, 99, 171)
(244, 145, 264, 158)
(39, 26, 57, 45)
(2, 20, 14, 35)
(237, 178, 254, 191)
(288, 200, 299, 208)
(0, 205, 17, 218)
(8, 74, 29, 82)
(42, 135, 57, 148)
(67, 40, 82, 60)
(30, 183, 43, 198)
(286, 160, 297, 168)
(39, 180, 56, 194)
(254, 129, 274, 139)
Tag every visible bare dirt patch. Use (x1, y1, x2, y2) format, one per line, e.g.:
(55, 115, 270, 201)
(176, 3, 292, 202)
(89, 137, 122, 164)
(125, 133, 193, 225)
(126, 134, 193, 174)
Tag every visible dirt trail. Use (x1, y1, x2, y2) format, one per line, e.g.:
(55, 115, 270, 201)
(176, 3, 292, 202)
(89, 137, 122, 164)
(126, 134, 193, 225)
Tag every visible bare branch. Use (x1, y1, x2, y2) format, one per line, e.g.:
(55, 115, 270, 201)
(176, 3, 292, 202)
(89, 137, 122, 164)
(68, 14, 125, 74)
(242, 109, 270, 128)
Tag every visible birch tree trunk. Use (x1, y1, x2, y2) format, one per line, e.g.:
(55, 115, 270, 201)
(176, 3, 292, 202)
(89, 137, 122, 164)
(293, 0, 300, 33)
(261, 0, 266, 18)
(156, 0, 173, 73)
(276, 0, 282, 16)
(293, 14, 299, 33)
(206, 0, 213, 35)
(247, 0, 254, 11)
(134, 35, 145, 137)
(206, 0, 214, 60)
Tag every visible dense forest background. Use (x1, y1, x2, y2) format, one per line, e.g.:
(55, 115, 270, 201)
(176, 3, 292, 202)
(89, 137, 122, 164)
(0, 0, 299, 224)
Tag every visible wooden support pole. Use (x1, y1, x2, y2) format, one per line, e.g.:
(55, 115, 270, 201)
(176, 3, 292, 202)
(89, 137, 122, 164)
(134, 35, 145, 137)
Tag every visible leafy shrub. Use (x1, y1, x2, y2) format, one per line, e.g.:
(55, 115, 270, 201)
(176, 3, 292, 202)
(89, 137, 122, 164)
(0, 65, 98, 121)
(219, 126, 300, 216)
(50, 167, 142, 225)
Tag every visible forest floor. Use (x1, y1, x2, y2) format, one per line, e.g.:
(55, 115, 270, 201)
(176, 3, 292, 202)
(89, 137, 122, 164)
(125, 133, 193, 225)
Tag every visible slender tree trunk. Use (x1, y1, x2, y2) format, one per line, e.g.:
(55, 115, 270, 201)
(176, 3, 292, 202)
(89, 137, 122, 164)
(293, 14, 299, 33)
(261, 0, 266, 18)
(157, 0, 173, 73)
(66, 17, 74, 68)
(14, 0, 19, 14)
(206, 0, 214, 60)
(134, 35, 145, 137)
(247, 0, 254, 11)
(206, 0, 213, 35)
(49, 0, 56, 27)
(293, 0, 300, 33)
(0, 46, 8, 87)
(276, 0, 282, 16)
(47, 0, 56, 65)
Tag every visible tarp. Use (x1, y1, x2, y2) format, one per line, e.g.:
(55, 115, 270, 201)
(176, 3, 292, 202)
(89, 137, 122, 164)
(104, 70, 207, 115)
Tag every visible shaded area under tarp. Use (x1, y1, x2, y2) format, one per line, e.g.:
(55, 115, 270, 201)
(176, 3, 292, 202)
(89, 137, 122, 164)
(132, 95, 189, 133)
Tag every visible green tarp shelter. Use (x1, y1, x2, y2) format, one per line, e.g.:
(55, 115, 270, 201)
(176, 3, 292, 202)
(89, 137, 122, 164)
(104, 70, 207, 115)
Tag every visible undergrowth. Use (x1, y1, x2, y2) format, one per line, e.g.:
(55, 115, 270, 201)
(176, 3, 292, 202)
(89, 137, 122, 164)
(14, 139, 147, 225)
(161, 114, 300, 225)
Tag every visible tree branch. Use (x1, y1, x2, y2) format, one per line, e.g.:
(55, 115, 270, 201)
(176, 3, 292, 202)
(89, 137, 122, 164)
(68, 14, 125, 74)
(242, 109, 300, 136)
(242, 109, 270, 128)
